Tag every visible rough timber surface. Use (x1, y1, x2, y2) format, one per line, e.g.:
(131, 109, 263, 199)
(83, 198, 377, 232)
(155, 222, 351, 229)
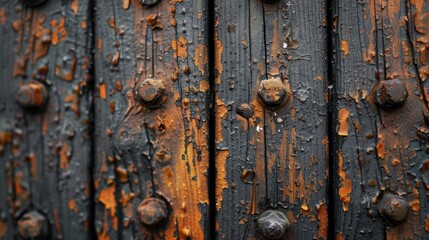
(93, 0, 211, 239)
(0, 0, 94, 239)
(214, 0, 329, 239)
(331, 0, 429, 239)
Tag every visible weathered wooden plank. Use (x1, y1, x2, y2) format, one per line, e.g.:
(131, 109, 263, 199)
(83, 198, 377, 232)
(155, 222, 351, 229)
(332, 0, 429, 238)
(93, 0, 210, 239)
(215, 0, 329, 239)
(0, 0, 94, 239)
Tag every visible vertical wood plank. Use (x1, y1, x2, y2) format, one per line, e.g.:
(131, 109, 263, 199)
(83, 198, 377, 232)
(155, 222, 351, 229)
(93, 0, 210, 239)
(214, 0, 329, 239)
(332, 0, 429, 239)
(0, 0, 94, 239)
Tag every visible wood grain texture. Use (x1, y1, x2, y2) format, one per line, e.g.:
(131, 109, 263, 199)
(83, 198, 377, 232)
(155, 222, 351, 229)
(214, 0, 329, 239)
(93, 0, 210, 239)
(332, 0, 429, 239)
(0, 0, 94, 239)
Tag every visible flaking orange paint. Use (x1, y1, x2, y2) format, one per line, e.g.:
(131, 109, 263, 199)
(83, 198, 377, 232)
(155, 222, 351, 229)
(338, 108, 350, 136)
(338, 152, 352, 212)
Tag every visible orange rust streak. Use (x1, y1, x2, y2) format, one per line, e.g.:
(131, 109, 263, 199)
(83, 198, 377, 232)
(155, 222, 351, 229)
(98, 184, 116, 217)
(338, 108, 350, 136)
(338, 152, 352, 212)
(317, 203, 328, 239)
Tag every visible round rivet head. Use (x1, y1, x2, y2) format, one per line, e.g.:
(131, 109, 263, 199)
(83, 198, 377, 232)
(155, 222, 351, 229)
(257, 78, 288, 109)
(17, 211, 48, 240)
(136, 78, 167, 109)
(377, 195, 410, 225)
(375, 79, 408, 110)
(137, 198, 169, 226)
(140, 0, 161, 7)
(257, 210, 290, 239)
(23, 0, 47, 7)
(15, 81, 48, 112)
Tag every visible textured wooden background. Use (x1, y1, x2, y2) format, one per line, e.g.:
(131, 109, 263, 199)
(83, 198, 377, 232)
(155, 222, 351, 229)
(0, 0, 428, 239)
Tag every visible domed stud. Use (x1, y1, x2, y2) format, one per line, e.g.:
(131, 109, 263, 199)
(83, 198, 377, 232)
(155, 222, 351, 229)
(375, 79, 408, 110)
(136, 198, 169, 227)
(257, 78, 288, 109)
(15, 81, 48, 113)
(377, 194, 410, 225)
(139, 0, 161, 7)
(136, 78, 167, 109)
(257, 210, 290, 239)
(17, 211, 48, 240)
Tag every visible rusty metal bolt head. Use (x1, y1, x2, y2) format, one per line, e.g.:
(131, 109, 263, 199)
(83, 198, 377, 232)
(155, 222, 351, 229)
(15, 81, 48, 112)
(137, 198, 169, 226)
(17, 211, 48, 240)
(375, 79, 408, 110)
(140, 0, 161, 7)
(257, 210, 290, 239)
(136, 78, 167, 109)
(23, 0, 47, 7)
(377, 195, 410, 225)
(257, 78, 288, 109)
(236, 103, 254, 119)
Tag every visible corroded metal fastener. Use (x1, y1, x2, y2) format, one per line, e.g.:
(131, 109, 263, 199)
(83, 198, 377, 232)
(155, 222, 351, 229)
(15, 81, 48, 112)
(257, 210, 290, 239)
(375, 79, 408, 110)
(136, 78, 167, 109)
(140, 0, 161, 7)
(23, 0, 47, 7)
(236, 103, 254, 119)
(257, 78, 288, 109)
(377, 194, 410, 225)
(137, 198, 169, 226)
(17, 211, 48, 240)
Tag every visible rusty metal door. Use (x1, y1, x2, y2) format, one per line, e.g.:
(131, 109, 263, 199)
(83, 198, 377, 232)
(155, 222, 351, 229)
(0, 0, 428, 240)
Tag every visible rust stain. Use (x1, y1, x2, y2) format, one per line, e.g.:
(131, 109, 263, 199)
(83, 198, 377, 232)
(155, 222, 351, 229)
(199, 79, 209, 92)
(68, 199, 78, 212)
(115, 167, 128, 183)
(0, 8, 5, 25)
(214, 33, 223, 84)
(216, 150, 229, 211)
(172, 36, 188, 59)
(376, 142, 385, 159)
(410, 0, 424, 12)
(60, 143, 70, 169)
(26, 153, 37, 178)
(194, 44, 208, 74)
(53, 208, 62, 238)
(341, 40, 349, 56)
(71, 0, 79, 14)
(99, 83, 107, 99)
(99, 184, 116, 217)
(317, 202, 328, 239)
(338, 108, 350, 136)
(338, 152, 352, 212)
(0, 220, 7, 238)
(215, 98, 228, 142)
(50, 17, 68, 45)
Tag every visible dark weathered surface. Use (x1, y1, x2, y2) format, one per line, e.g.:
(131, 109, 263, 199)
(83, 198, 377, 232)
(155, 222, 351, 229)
(0, 0, 93, 239)
(332, 0, 429, 238)
(93, 0, 210, 239)
(214, 0, 329, 239)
